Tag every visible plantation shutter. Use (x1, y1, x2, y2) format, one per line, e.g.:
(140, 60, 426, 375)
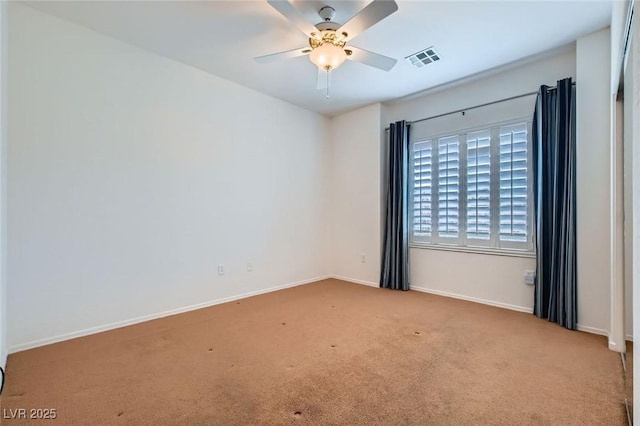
(409, 119, 532, 253)
(466, 130, 491, 241)
(499, 123, 528, 243)
(437, 135, 460, 239)
(412, 141, 433, 239)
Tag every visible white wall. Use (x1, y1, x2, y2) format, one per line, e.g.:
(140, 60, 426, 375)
(629, 7, 640, 423)
(407, 251, 536, 312)
(329, 103, 383, 285)
(386, 46, 576, 123)
(379, 49, 577, 312)
(7, 4, 330, 352)
(0, 0, 7, 368)
(576, 28, 612, 337)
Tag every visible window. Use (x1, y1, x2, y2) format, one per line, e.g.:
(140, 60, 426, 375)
(410, 120, 533, 254)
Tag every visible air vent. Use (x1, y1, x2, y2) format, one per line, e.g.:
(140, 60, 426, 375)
(405, 47, 441, 68)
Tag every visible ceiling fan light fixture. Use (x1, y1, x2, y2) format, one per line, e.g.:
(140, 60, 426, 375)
(309, 43, 347, 71)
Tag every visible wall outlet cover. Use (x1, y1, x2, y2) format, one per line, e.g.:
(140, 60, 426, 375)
(524, 270, 535, 285)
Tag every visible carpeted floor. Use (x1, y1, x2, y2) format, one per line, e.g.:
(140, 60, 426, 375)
(625, 343, 634, 423)
(1, 279, 628, 425)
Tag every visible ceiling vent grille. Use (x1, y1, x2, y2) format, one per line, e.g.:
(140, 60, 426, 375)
(406, 47, 441, 68)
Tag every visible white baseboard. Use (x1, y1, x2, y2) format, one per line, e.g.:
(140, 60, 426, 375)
(333, 277, 534, 315)
(336, 277, 631, 342)
(9, 275, 330, 354)
(410, 286, 533, 314)
(329, 278, 623, 341)
(576, 324, 608, 337)
(331, 275, 378, 288)
(11, 274, 625, 354)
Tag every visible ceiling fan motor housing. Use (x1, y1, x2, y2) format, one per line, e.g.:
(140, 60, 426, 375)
(315, 6, 341, 33)
(311, 7, 347, 50)
(318, 6, 335, 22)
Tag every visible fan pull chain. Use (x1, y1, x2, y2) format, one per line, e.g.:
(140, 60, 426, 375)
(326, 69, 330, 99)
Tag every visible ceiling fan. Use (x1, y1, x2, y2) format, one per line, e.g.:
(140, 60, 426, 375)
(256, 0, 399, 95)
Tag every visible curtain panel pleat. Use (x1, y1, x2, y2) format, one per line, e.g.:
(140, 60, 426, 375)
(532, 78, 577, 329)
(380, 121, 410, 291)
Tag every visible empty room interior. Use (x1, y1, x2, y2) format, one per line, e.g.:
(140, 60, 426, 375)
(0, 0, 639, 424)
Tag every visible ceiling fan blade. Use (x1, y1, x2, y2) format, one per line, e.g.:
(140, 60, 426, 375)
(346, 46, 397, 71)
(317, 68, 330, 90)
(267, 0, 320, 39)
(254, 47, 311, 63)
(337, 0, 398, 42)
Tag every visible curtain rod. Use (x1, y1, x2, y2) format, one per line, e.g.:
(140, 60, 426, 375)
(385, 82, 576, 130)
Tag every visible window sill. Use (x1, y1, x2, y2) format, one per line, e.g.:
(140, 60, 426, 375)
(409, 243, 536, 259)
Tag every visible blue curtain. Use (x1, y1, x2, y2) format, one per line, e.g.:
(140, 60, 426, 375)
(532, 78, 577, 329)
(380, 121, 410, 291)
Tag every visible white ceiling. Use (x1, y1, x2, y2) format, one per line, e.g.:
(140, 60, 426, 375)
(24, 0, 612, 116)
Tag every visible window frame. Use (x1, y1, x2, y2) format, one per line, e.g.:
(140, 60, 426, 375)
(408, 117, 535, 258)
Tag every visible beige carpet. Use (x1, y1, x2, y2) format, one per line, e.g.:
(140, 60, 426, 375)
(1, 279, 627, 425)
(625, 343, 633, 422)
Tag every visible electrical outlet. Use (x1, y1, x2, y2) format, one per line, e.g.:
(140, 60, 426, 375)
(218, 264, 225, 276)
(524, 270, 535, 285)
(247, 262, 253, 272)
(360, 253, 366, 263)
